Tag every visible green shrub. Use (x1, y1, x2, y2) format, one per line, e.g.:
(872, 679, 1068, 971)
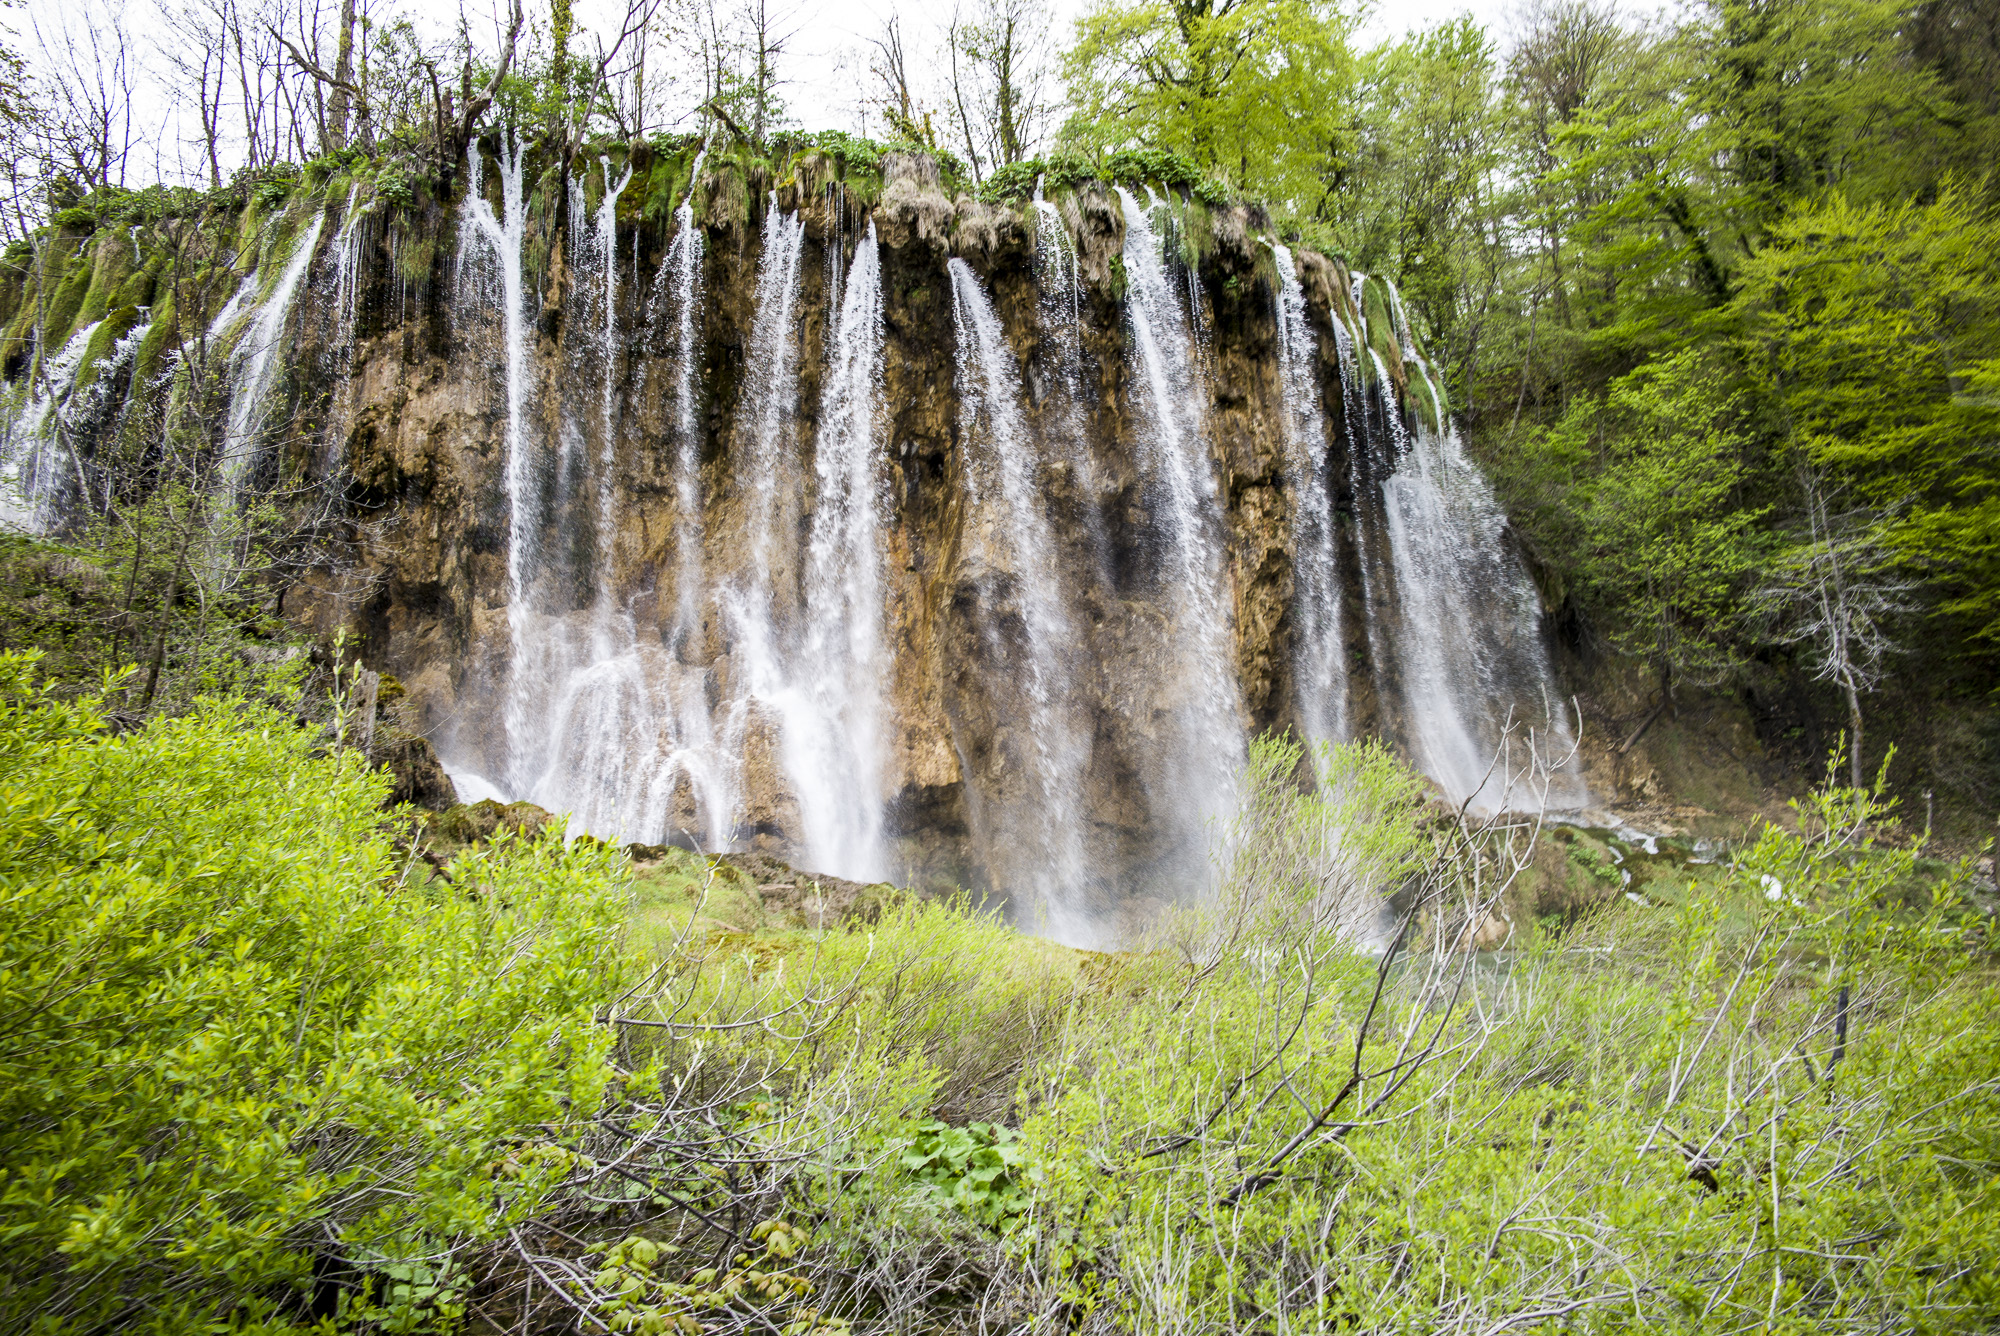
(900, 1119, 1038, 1230)
(0, 652, 629, 1332)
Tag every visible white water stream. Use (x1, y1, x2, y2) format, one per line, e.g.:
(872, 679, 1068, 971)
(1115, 187, 1246, 855)
(948, 257, 1095, 940)
(1272, 244, 1349, 747)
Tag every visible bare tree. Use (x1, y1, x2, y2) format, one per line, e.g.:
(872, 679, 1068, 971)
(1758, 467, 1911, 788)
(940, 0, 1053, 180)
(27, 1, 138, 192)
(864, 14, 935, 146)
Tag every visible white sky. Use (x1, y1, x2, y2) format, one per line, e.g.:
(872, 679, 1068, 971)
(15, 0, 1671, 187)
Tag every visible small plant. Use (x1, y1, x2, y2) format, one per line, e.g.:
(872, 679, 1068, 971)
(253, 176, 293, 210)
(901, 1119, 1038, 1230)
(587, 1222, 846, 1335)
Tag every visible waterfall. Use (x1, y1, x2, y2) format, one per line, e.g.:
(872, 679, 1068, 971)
(1380, 419, 1587, 809)
(455, 136, 540, 790)
(729, 202, 808, 649)
(1272, 244, 1348, 746)
(585, 159, 633, 635)
(665, 150, 707, 644)
(214, 211, 328, 494)
(1337, 274, 1586, 810)
(324, 185, 368, 362)
(0, 320, 104, 531)
(947, 257, 1095, 941)
(784, 223, 892, 880)
(1114, 187, 1245, 858)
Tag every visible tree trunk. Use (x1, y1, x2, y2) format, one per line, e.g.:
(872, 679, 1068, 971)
(328, 0, 357, 148)
(138, 544, 191, 713)
(1844, 673, 1864, 790)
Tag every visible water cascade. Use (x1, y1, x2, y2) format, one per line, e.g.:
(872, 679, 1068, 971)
(1113, 187, 1246, 852)
(1272, 244, 1348, 746)
(454, 138, 539, 792)
(4, 149, 1605, 933)
(214, 212, 329, 493)
(784, 222, 892, 880)
(0, 320, 105, 529)
(1379, 417, 1587, 808)
(663, 149, 707, 643)
(947, 257, 1095, 940)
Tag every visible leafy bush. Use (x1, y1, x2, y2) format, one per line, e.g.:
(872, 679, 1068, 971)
(0, 653, 629, 1332)
(901, 1119, 1038, 1229)
(978, 149, 1231, 205)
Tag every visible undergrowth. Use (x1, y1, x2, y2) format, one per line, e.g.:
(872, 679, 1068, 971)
(2, 668, 1994, 1333)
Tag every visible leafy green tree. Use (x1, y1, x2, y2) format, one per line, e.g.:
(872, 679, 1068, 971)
(1735, 185, 2000, 647)
(1572, 352, 1768, 694)
(1060, 0, 1354, 206)
(1331, 18, 1502, 403)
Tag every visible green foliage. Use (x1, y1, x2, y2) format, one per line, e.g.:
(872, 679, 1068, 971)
(1578, 352, 1771, 685)
(975, 147, 1229, 205)
(0, 653, 629, 1332)
(1735, 185, 2000, 644)
(253, 175, 296, 210)
(1003, 755, 1999, 1332)
(587, 1223, 845, 1335)
(901, 1119, 1037, 1229)
(1062, 0, 1354, 206)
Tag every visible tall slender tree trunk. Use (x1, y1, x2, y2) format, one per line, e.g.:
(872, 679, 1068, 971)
(328, 0, 357, 148)
(1844, 673, 1864, 790)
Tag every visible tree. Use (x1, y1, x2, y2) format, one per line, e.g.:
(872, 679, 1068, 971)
(1735, 185, 2000, 652)
(1574, 352, 1768, 700)
(946, 0, 1056, 179)
(1758, 471, 1910, 786)
(1331, 18, 1501, 405)
(864, 14, 926, 143)
(1061, 0, 1355, 206)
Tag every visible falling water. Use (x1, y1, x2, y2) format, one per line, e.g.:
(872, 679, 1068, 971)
(455, 137, 540, 790)
(665, 149, 707, 643)
(729, 202, 808, 639)
(586, 159, 632, 631)
(0, 320, 104, 530)
(213, 212, 328, 494)
(1114, 187, 1245, 864)
(1271, 244, 1348, 746)
(1379, 417, 1585, 808)
(948, 257, 1095, 940)
(782, 223, 892, 880)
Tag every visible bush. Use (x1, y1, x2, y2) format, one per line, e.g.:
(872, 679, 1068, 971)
(0, 652, 629, 1332)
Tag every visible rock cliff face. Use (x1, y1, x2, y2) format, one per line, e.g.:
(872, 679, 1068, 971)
(2, 141, 1583, 942)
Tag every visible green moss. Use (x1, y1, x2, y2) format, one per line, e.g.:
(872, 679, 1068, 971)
(112, 261, 156, 311)
(76, 234, 138, 329)
(395, 232, 436, 285)
(37, 249, 96, 356)
(72, 304, 145, 398)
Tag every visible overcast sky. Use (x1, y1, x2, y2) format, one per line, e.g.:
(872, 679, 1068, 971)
(17, 0, 1675, 187)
